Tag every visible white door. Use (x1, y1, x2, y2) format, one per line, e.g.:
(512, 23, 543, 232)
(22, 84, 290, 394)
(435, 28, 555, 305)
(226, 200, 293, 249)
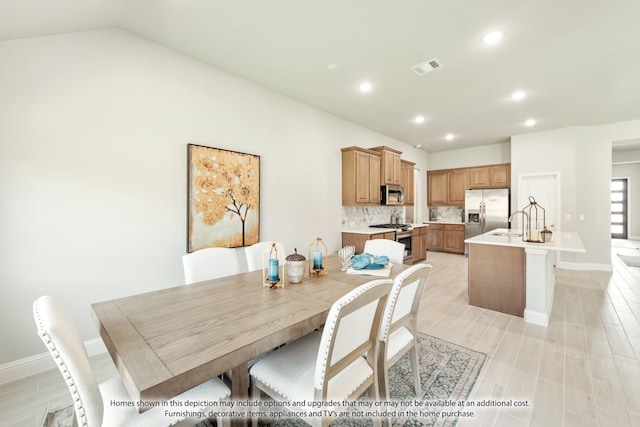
(516, 173, 560, 233)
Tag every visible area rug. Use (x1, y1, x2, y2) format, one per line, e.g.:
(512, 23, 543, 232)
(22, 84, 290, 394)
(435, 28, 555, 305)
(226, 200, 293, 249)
(44, 334, 486, 427)
(617, 254, 640, 267)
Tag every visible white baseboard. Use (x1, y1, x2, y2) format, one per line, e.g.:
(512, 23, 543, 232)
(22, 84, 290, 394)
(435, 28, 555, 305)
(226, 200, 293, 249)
(557, 261, 613, 272)
(0, 338, 107, 386)
(628, 235, 640, 241)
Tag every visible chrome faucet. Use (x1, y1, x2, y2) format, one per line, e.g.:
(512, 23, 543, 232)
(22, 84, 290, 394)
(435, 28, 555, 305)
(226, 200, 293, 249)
(508, 210, 529, 241)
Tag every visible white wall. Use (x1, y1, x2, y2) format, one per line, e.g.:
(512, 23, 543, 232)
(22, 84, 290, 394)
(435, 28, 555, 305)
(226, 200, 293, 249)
(511, 124, 640, 269)
(427, 142, 511, 171)
(0, 28, 428, 365)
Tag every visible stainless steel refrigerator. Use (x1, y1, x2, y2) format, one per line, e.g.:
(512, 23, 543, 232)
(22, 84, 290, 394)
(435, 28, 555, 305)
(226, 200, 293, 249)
(464, 188, 510, 254)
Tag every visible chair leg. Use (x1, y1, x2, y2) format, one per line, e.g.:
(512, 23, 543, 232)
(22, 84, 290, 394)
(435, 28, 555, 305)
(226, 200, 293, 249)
(409, 344, 421, 396)
(251, 381, 261, 427)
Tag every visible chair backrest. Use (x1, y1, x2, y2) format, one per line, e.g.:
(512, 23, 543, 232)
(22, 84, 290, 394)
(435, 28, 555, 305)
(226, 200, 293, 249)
(182, 247, 242, 284)
(379, 263, 432, 343)
(314, 279, 393, 398)
(244, 241, 287, 272)
(363, 239, 405, 265)
(33, 296, 103, 427)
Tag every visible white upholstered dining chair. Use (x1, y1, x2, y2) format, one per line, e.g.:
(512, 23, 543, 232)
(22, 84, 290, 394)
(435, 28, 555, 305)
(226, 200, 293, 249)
(33, 295, 231, 427)
(363, 239, 405, 265)
(249, 279, 393, 427)
(182, 247, 242, 284)
(244, 241, 287, 272)
(377, 263, 432, 398)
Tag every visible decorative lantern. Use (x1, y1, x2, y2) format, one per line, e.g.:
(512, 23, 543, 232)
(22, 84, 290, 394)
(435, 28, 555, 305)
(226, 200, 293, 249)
(262, 242, 285, 288)
(522, 196, 546, 243)
(285, 249, 306, 284)
(308, 237, 328, 277)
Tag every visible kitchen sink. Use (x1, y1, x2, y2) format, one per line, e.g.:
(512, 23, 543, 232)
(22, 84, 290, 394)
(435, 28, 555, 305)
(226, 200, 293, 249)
(490, 232, 523, 237)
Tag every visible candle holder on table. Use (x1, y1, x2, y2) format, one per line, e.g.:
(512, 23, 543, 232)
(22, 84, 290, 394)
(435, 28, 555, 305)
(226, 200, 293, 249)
(308, 237, 328, 277)
(262, 242, 285, 288)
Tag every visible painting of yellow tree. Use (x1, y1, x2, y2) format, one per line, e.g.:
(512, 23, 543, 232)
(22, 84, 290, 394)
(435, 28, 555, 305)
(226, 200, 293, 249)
(188, 144, 260, 252)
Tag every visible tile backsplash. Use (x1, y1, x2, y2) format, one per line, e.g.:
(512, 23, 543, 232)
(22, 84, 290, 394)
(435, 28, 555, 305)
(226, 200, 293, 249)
(429, 206, 464, 222)
(341, 206, 405, 227)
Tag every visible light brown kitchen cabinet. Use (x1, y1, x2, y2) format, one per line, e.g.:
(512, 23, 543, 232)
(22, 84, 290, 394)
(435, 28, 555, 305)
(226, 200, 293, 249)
(447, 169, 468, 206)
(342, 231, 394, 254)
(443, 224, 465, 253)
(426, 223, 444, 251)
(412, 226, 427, 262)
(428, 169, 467, 207)
(341, 147, 381, 206)
(427, 171, 448, 206)
(426, 223, 464, 254)
(401, 160, 415, 205)
(370, 146, 402, 185)
(469, 164, 510, 188)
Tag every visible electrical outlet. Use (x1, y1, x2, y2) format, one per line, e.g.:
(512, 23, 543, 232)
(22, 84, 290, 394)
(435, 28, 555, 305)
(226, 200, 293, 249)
(579, 214, 585, 221)
(565, 214, 571, 221)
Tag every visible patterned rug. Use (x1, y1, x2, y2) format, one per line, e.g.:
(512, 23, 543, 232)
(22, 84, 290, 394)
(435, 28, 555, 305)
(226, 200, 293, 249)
(44, 334, 486, 427)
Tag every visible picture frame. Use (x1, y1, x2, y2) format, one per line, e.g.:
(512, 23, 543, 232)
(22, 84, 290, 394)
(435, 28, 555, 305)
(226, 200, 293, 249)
(187, 144, 260, 252)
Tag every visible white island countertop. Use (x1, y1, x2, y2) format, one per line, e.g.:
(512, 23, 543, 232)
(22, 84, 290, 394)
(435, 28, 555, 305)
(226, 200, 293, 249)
(465, 228, 585, 253)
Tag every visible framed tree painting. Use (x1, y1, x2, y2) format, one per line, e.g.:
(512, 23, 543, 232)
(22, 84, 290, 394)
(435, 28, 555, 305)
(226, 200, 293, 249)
(187, 144, 260, 252)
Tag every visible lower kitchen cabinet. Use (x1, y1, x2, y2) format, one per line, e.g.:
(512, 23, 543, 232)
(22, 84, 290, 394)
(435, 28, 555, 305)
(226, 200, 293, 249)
(426, 223, 465, 254)
(412, 226, 427, 262)
(342, 232, 394, 255)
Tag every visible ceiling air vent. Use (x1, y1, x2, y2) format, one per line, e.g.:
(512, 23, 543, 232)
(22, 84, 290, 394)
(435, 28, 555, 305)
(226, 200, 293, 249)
(411, 58, 443, 75)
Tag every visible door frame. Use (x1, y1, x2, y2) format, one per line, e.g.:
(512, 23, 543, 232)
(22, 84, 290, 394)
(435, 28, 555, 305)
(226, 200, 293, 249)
(611, 177, 629, 239)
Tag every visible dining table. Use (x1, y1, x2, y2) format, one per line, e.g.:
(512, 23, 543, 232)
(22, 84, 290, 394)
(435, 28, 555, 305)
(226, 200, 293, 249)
(91, 255, 409, 424)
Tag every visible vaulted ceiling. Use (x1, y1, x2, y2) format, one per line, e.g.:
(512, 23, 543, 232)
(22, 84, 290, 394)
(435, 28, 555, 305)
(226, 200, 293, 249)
(2, 0, 640, 152)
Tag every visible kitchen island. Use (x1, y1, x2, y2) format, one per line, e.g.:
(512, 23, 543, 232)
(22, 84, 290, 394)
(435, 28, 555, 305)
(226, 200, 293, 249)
(465, 228, 585, 326)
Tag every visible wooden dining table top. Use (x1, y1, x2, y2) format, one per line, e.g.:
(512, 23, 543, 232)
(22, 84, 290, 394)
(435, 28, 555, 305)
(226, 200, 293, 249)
(91, 255, 409, 410)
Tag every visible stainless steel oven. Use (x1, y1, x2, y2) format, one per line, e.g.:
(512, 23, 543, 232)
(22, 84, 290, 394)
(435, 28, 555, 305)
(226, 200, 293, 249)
(369, 223, 413, 263)
(395, 229, 412, 263)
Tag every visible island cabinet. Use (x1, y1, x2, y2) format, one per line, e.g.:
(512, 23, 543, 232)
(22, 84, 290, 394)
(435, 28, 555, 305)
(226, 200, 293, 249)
(468, 243, 526, 317)
(370, 146, 402, 185)
(468, 164, 510, 188)
(412, 226, 427, 262)
(341, 231, 394, 255)
(401, 160, 416, 205)
(341, 147, 381, 206)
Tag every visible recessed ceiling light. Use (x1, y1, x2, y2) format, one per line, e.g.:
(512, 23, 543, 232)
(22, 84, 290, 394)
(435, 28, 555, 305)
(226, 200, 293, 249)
(359, 81, 373, 93)
(483, 30, 504, 45)
(445, 133, 454, 141)
(414, 115, 425, 124)
(326, 63, 339, 70)
(511, 90, 526, 101)
(415, 144, 422, 148)
(525, 119, 537, 127)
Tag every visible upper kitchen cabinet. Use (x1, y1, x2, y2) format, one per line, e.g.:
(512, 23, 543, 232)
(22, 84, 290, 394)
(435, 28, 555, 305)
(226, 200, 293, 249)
(469, 164, 511, 188)
(427, 169, 467, 207)
(401, 159, 415, 205)
(370, 146, 402, 185)
(341, 147, 381, 206)
(447, 169, 468, 205)
(427, 170, 448, 206)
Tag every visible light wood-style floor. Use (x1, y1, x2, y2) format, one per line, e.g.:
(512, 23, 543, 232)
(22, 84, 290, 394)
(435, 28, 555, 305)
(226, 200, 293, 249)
(2, 240, 639, 426)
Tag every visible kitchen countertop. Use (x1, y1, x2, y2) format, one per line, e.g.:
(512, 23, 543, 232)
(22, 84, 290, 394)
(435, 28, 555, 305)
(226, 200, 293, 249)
(341, 223, 427, 235)
(465, 228, 585, 253)
(423, 220, 465, 225)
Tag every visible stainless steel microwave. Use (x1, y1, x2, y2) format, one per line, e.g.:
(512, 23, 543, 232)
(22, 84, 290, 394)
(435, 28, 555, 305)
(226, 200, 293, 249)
(381, 185, 404, 205)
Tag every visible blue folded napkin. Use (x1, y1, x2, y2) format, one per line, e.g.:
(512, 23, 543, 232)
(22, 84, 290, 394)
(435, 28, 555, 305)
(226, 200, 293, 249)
(351, 253, 390, 270)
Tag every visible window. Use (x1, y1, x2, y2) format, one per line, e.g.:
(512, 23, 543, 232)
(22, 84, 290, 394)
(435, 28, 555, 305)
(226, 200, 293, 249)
(611, 179, 628, 239)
